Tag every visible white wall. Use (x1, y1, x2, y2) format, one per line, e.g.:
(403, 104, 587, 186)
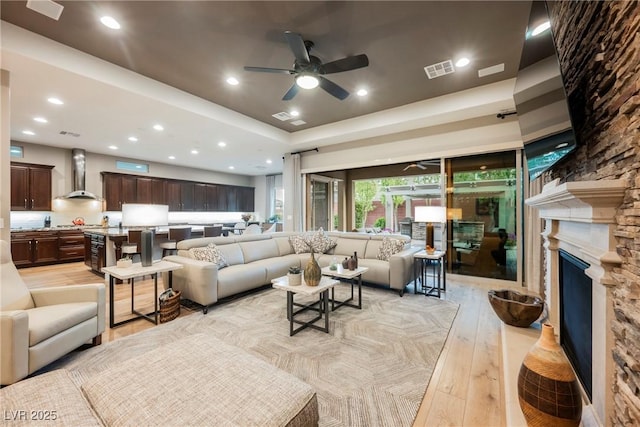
(1, 70, 11, 242)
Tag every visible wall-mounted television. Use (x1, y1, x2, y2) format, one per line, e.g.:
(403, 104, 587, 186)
(514, 1, 578, 181)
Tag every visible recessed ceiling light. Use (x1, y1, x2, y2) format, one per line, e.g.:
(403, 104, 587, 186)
(455, 57, 471, 67)
(228, 166, 235, 170)
(33, 117, 48, 123)
(153, 124, 164, 131)
(100, 16, 121, 30)
(290, 110, 300, 117)
(296, 74, 319, 89)
(168, 155, 176, 160)
(226, 77, 239, 85)
(531, 21, 551, 37)
(108, 145, 118, 150)
(128, 136, 138, 142)
(191, 149, 199, 154)
(356, 88, 368, 97)
(266, 159, 272, 164)
(218, 141, 226, 147)
(47, 97, 63, 105)
(22, 130, 35, 135)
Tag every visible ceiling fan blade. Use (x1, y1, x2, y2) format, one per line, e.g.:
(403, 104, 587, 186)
(417, 164, 427, 170)
(244, 66, 294, 74)
(403, 165, 412, 171)
(318, 76, 349, 100)
(282, 83, 299, 101)
(284, 31, 310, 64)
(322, 54, 369, 74)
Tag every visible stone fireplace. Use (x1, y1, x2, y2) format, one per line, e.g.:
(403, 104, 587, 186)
(526, 178, 626, 425)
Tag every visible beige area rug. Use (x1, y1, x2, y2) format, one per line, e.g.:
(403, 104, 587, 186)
(54, 285, 458, 426)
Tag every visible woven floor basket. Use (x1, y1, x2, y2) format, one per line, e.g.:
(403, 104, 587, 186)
(159, 290, 181, 323)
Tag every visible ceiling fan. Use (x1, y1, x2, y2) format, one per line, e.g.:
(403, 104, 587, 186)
(402, 160, 440, 171)
(244, 31, 369, 101)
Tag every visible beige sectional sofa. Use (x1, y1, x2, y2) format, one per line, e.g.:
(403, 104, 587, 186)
(163, 231, 420, 313)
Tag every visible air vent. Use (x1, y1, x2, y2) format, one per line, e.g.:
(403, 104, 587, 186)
(424, 59, 455, 79)
(59, 130, 80, 137)
(478, 63, 505, 78)
(290, 120, 306, 126)
(26, 0, 64, 20)
(272, 112, 293, 121)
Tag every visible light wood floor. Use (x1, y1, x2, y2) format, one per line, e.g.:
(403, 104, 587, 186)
(19, 261, 516, 426)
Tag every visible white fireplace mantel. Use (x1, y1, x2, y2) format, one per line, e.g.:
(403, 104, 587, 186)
(525, 178, 627, 223)
(524, 177, 626, 426)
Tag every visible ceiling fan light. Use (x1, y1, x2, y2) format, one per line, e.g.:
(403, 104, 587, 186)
(296, 74, 319, 89)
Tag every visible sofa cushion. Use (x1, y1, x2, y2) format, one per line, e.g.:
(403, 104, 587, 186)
(216, 264, 267, 299)
(289, 234, 311, 254)
(27, 302, 97, 346)
(306, 228, 337, 253)
(216, 243, 245, 266)
(333, 236, 369, 258)
(80, 334, 318, 427)
(0, 369, 101, 426)
(273, 236, 295, 256)
(377, 237, 406, 261)
(188, 243, 228, 269)
(240, 239, 279, 264)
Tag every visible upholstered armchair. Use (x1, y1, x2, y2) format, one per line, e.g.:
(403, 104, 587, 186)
(0, 240, 105, 386)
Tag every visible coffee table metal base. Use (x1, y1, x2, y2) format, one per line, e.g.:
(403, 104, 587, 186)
(287, 290, 329, 336)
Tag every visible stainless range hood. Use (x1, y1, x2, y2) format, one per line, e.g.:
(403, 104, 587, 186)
(61, 148, 99, 199)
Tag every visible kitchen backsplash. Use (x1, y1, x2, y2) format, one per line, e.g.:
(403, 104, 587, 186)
(11, 199, 255, 230)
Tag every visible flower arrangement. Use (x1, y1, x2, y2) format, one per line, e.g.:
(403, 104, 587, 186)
(241, 213, 252, 222)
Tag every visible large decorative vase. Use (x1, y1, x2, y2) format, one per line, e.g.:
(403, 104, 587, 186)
(518, 323, 582, 426)
(304, 248, 321, 287)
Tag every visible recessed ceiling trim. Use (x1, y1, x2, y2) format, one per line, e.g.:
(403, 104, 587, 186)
(479, 63, 505, 78)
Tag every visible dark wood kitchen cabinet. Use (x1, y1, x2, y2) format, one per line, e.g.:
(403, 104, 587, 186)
(10, 163, 53, 211)
(102, 173, 137, 210)
(167, 180, 194, 211)
(194, 183, 219, 211)
(10, 231, 59, 268)
(135, 177, 167, 205)
(58, 230, 85, 261)
(84, 232, 106, 274)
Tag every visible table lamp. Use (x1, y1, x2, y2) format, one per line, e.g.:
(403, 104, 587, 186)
(121, 204, 169, 266)
(415, 206, 446, 251)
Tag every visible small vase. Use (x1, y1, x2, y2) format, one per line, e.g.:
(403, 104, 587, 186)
(347, 255, 356, 270)
(304, 248, 321, 286)
(342, 257, 349, 269)
(287, 272, 302, 286)
(518, 323, 582, 426)
(353, 251, 358, 269)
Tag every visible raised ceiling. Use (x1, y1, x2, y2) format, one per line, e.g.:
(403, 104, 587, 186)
(0, 1, 532, 175)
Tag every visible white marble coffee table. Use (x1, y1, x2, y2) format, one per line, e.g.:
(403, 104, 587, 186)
(272, 275, 339, 336)
(321, 265, 369, 310)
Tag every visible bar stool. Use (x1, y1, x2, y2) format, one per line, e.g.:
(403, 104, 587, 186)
(120, 230, 142, 262)
(160, 227, 192, 257)
(204, 225, 222, 237)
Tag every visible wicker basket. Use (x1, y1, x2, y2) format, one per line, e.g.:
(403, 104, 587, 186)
(159, 290, 181, 323)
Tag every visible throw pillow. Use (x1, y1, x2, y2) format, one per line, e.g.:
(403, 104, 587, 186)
(188, 243, 228, 269)
(377, 237, 405, 261)
(307, 228, 337, 253)
(289, 235, 311, 254)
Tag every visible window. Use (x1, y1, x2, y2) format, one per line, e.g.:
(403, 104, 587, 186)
(116, 160, 148, 173)
(10, 145, 23, 158)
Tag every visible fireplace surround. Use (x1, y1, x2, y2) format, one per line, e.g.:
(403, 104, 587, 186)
(525, 178, 626, 425)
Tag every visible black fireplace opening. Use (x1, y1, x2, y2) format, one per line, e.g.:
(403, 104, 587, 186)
(559, 249, 592, 401)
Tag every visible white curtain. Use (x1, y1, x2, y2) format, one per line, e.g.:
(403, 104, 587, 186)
(265, 175, 276, 220)
(282, 153, 302, 232)
(525, 176, 544, 296)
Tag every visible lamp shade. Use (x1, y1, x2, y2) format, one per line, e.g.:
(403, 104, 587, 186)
(121, 204, 169, 227)
(447, 208, 463, 221)
(414, 206, 446, 223)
